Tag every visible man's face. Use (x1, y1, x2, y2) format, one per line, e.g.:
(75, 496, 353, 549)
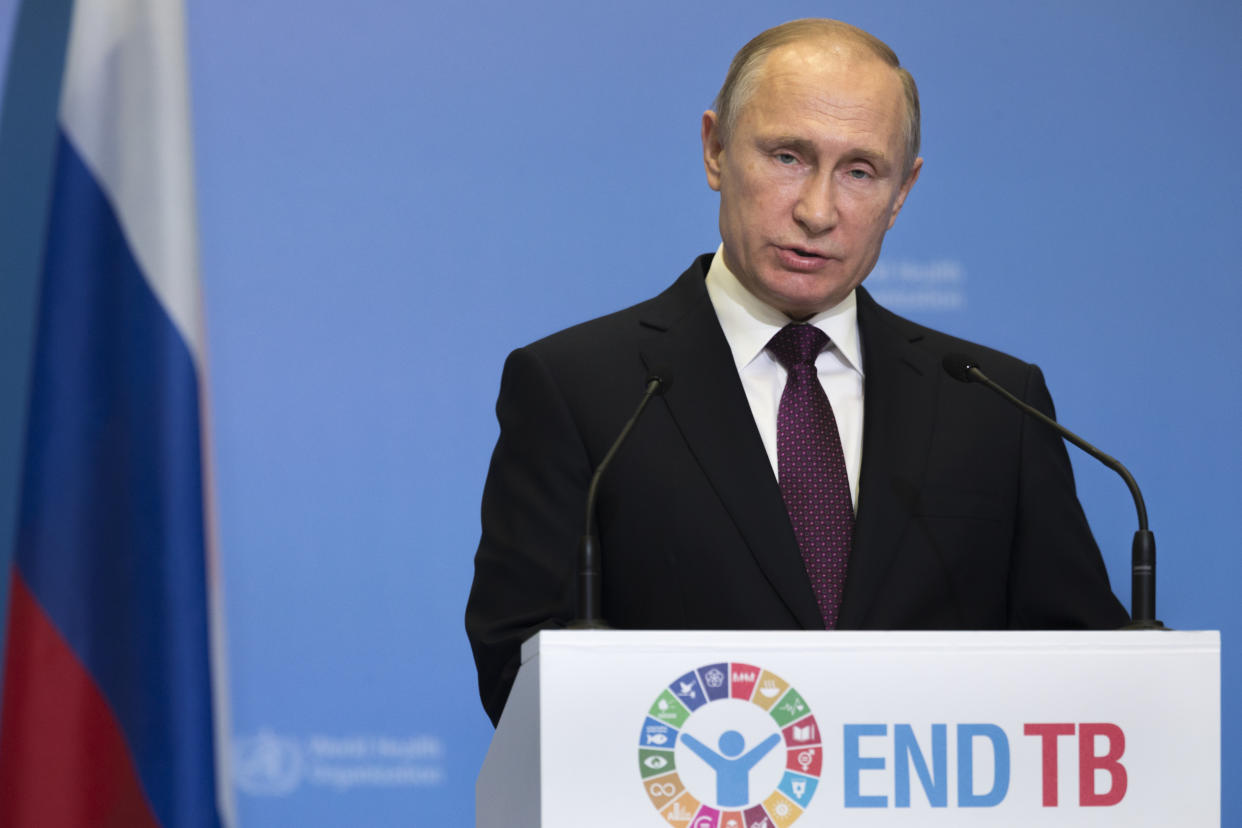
(702, 40, 922, 318)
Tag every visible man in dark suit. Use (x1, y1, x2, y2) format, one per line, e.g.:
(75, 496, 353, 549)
(466, 19, 1127, 726)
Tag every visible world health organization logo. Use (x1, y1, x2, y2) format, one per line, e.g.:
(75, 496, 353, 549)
(233, 729, 303, 796)
(639, 663, 822, 827)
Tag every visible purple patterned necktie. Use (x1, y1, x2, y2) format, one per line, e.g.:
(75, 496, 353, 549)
(767, 323, 854, 629)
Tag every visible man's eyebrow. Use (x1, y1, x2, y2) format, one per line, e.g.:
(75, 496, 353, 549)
(847, 147, 893, 167)
(757, 135, 893, 165)
(758, 135, 817, 154)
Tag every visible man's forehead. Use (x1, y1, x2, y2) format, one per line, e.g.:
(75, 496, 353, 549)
(757, 38, 901, 96)
(740, 49, 901, 131)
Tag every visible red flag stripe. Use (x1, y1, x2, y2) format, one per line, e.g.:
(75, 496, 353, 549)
(0, 570, 161, 828)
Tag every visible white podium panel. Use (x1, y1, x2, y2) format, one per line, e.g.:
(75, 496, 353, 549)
(477, 630, 1219, 827)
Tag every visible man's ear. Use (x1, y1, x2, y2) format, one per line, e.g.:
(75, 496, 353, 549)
(701, 110, 724, 192)
(886, 156, 923, 230)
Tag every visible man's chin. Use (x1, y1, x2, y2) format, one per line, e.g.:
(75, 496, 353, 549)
(762, 278, 853, 319)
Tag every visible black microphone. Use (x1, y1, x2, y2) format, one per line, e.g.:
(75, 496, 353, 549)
(570, 369, 673, 628)
(942, 353, 1163, 629)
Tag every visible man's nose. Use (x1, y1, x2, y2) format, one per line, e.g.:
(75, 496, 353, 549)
(793, 171, 839, 235)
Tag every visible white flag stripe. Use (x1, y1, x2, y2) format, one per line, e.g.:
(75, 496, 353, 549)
(58, 0, 204, 363)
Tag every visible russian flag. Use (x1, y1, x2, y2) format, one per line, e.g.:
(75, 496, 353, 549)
(0, 1, 231, 825)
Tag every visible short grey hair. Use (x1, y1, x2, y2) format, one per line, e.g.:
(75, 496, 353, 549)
(712, 19, 921, 174)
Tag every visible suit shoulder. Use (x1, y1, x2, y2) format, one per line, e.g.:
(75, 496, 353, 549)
(518, 254, 712, 364)
(859, 288, 1037, 385)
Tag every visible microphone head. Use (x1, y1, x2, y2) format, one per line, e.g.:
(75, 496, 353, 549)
(645, 368, 673, 395)
(943, 353, 981, 383)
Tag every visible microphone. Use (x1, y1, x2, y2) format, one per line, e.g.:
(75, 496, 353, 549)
(570, 369, 673, 628)
(942, 353, 1163, 629)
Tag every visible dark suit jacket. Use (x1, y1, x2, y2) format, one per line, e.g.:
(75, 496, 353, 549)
(466, 254, 1128, 724)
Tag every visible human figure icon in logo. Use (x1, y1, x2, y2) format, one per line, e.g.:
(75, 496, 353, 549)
(681, 729, 781, 807)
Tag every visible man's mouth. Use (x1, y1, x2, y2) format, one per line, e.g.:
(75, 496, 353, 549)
(776, 246, 831, 269)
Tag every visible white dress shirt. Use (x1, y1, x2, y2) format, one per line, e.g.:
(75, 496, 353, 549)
(704, 244, 865, 509)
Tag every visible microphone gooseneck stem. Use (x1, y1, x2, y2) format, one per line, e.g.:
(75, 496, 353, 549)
(572, 376, 665, 629)
(965, 367, 1148, 529)
(961, 364, 1162, 628)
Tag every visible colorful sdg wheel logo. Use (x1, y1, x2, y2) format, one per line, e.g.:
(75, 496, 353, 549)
(639, 663, 822, 828)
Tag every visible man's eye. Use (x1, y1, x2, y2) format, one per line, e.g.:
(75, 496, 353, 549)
(847, 168, 872, 180)
(776, 153, 798, 165)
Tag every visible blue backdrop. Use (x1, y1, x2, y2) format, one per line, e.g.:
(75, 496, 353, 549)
(1, 1, 1239, 825)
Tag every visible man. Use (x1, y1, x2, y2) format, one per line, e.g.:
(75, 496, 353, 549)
(466, 19, 1128, 726)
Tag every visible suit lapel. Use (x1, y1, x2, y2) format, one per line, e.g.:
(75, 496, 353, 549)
(838, 287, 941, 627)
(637, 259, 823, 629)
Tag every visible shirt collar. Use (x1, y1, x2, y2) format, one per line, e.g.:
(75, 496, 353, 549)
(704, 244, 863, 375)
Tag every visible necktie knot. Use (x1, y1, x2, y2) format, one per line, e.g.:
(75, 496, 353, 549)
(767, 323, 829, 370)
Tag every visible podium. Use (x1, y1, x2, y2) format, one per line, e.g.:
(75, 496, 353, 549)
(477, 630, 1219, 827)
